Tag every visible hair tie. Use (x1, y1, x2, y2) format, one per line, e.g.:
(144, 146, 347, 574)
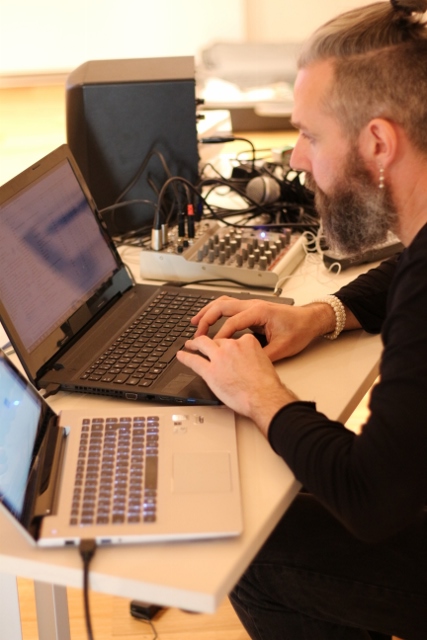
(390, 0, 426, 14)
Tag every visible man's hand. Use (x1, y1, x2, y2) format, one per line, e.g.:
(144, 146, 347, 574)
(176, 333, 298, 437)
(191, 296, 338, 361)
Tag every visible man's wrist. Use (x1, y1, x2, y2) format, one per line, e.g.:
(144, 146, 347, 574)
(312, 295, 346, 340)
(251, 386, 299, 438)
(305, 299, 341, 338)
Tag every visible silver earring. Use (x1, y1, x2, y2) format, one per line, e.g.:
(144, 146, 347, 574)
(379, 166, 385, 190)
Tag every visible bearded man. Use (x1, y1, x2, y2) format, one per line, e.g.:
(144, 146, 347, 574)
(177, 1, 427, 638)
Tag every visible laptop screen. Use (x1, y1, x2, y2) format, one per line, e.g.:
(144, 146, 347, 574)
(0, 159, 118, 353)
(0, 355, 42, 518)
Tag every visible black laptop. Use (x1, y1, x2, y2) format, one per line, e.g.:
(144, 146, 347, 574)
(0, 145, 292, 405)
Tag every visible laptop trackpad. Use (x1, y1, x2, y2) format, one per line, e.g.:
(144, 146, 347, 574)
(173, 452, 232, 493)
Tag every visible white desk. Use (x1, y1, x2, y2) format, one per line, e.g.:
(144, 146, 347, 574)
(0, 250, 383, 640)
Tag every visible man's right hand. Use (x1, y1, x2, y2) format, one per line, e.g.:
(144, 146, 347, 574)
(190, 295, 340, 361)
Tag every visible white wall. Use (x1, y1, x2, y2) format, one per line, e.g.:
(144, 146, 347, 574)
(245, 0, 375, 41)
(0, 0, 378, 78)
(0, 0, 245, 76)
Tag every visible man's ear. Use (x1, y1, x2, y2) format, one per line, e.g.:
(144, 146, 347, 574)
(358, 118, 398, 170)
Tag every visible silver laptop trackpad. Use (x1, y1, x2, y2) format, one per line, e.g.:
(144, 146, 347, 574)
(172, 452, 232, 493)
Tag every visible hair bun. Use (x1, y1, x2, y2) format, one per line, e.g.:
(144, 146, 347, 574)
(390, 0, 427, 14)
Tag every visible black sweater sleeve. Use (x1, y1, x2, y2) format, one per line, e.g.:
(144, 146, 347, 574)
(333, 253, 401, 334)
(268, 235, 427, 543)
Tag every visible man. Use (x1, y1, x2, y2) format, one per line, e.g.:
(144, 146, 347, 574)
(177, 1, 427, 638)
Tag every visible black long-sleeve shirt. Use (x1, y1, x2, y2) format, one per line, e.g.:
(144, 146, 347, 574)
(268, 225, 427, 543)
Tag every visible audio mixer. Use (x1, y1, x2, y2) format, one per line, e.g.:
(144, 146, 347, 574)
(140, 220, 307, 288)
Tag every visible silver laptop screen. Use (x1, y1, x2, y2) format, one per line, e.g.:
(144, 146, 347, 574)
(0, 357, 41, 518)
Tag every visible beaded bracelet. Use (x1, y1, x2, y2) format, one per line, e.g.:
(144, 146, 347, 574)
(312, 295, 346, 340)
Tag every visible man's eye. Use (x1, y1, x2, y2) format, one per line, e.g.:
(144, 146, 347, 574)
(302, 132, 316, 145)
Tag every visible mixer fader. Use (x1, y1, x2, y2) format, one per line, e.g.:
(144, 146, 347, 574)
(195, 227, 291, 270)
(140, 221, 307, 288)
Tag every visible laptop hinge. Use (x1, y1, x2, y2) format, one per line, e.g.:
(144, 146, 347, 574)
(42, 383, 61, 399)
(32, 424, 69, 519)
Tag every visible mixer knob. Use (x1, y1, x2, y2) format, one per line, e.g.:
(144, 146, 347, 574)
(259, 256, 268, 271)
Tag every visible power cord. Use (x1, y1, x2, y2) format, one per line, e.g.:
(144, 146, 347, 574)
(130, 601, 162, 639)
(79, 539, 97, 640)
(78, 540, 160, 640)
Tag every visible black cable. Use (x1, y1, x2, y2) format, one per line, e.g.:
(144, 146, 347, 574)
(99, 199, 157, 214)
(236, 146, 274, 162)
(200, 135, 256, 171)
(147, 173, 318, 250)
(103, 149, 175, 235)
(198, 173, 318, 230)
(113, 222, 154, 244)
(124, 263, 136, 285)
(79, 539, 97, 640)
(132, 615, 159, 639)
(168, 277, 277, 291)
(153, 176, 217, 227)
(106, 141, 317, 243)
(115, 149, 172, 204)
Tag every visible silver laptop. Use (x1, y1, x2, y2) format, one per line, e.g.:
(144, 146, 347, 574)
(0, 351, 242, 547)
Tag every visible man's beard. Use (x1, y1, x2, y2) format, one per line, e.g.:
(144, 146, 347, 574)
(305, 152, 398, 256)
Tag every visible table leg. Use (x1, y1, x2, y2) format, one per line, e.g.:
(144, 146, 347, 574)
(0, 573, 23, 640)
(34, 581, 71, 640)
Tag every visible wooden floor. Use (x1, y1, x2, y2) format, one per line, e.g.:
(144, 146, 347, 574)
(1, 83, 375, 639)
(16, 577, 250, 640)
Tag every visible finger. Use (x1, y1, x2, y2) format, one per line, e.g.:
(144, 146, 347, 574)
(212, 309, 265, 339)
(193, 309, 228, 336)
(191, 296, 236, 324)
(177, 349, 210, 377)
(182, 335, 221, 360)
(262, 340, 284, 362)
(176, 337, 216, 374)
(193, 300, 251, 337)
(183, 334, 212, 351)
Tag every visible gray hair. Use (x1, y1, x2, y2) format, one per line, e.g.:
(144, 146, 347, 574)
(299, 1, 427, 66)
(298, 1, 427, 154)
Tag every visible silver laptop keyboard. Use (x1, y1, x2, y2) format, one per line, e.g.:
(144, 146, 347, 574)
(70, 415, 159, 526)
(80, 290, 216, 387)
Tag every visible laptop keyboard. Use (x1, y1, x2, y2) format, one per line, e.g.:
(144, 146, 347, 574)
(70, 415, 159, 526)
(80, 290, 216, 387)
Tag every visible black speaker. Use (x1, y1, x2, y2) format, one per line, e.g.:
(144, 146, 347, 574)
(66, 57, 200, 235)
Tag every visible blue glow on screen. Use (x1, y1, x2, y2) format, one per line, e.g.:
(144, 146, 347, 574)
(0, 360, 41, 517)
